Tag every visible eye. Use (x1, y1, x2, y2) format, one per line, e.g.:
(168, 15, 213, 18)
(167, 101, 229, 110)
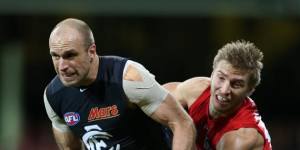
(62, 52, 77, 60)
(50, 53, 60, 60)
(218, 75, 225, 81)
(231, 81, 244, 89)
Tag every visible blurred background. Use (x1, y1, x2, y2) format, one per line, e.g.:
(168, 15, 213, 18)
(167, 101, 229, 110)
(0, 0, 299, 149)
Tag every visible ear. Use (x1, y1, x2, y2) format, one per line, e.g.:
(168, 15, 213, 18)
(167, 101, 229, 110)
(88, 44, 97, 56)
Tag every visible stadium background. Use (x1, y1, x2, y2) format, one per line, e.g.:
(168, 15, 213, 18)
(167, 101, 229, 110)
(0, 1, 299, 149)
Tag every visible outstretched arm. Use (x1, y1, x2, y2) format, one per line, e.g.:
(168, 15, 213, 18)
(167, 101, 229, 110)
(151, 94, 196, 150)
(123, 61, 196, 150)
(163, 82, 188, 108)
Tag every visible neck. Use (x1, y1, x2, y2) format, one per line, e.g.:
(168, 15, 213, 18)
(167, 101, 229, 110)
(90, 55, 100, 81)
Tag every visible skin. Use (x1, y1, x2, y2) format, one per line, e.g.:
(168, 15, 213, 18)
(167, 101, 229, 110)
(163, 60, 264, 150)
(49, 24, 98, 87)
(48, 18, 196, 150)
(49, 19, 98, 150)
(124, 66, 196, 150)
(209, 60, 253, 119)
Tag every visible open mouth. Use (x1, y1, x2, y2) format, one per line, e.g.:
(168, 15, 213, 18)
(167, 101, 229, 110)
(215, 95, 229, 105)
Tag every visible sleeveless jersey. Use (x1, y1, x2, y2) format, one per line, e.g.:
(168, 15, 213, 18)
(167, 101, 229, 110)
(189, 87, 272, 150)
(45, 56, 169, 150)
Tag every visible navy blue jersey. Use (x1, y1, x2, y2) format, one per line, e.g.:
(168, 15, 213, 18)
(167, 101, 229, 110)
(45, 56, 169, 150)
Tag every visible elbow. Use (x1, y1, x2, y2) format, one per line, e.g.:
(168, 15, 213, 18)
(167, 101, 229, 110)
(171, 117, 197, 150)
(172, 115, 196, 138)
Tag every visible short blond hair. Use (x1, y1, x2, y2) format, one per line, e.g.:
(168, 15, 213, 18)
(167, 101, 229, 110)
(213, 40, 264, 88)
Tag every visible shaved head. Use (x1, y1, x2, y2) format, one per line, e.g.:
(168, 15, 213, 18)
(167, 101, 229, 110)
(49, 18, 95, 49)
(48, 18, 99, 87)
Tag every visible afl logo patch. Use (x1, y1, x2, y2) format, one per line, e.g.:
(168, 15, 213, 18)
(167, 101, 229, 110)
(64, 112, 80, 126)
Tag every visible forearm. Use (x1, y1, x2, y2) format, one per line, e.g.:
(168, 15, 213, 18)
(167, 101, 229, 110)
(148, 94, 196, 150)
(171, 119, 196, 150)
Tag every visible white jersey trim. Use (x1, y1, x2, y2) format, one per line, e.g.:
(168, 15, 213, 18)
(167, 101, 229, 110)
(43, 88, 71, 132)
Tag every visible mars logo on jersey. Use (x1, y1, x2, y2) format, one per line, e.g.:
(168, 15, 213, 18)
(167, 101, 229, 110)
(64, 112, 80, 126)
(88, 105, 119, 122)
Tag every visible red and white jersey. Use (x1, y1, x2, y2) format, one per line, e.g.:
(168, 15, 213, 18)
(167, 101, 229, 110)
(188, 87, 272, 150)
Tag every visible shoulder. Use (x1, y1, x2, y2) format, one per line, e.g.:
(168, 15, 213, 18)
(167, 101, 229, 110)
(123, 60, 153, 82)
(164, 77, 210, 108)
(46, 75, 64, 96)
(101, 55, 128, 62)
(178, 77, 210, 91)
(100, 55, 128, 76)
(217, 128, 264, 150)
(179, 77, 210, 107)
(122, 60, 168, 116)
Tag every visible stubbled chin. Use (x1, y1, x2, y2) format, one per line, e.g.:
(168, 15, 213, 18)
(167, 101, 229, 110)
(62, 81, 79, 87)
(60, 76, 78, 87)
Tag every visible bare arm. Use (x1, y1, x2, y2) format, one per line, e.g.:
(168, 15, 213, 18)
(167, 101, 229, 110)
(53, 128, 84, 150)
(151, 94, 196, 150)
(123, 62, 196, 150)
(162, 82, 188, 108)
(216, 128, 264, 150)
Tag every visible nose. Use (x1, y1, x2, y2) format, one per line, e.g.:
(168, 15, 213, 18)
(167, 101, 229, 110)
(220, 81, 231, 95)
(58, 58, 69, 71)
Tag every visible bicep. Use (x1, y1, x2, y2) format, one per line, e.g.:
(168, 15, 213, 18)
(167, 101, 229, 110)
(122, 60, 191, 125)
(217, 128, 264, 150)
(150, 94, 190, 127)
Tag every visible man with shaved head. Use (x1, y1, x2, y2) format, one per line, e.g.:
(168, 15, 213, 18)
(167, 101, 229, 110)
(43, 18, 196, 150)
